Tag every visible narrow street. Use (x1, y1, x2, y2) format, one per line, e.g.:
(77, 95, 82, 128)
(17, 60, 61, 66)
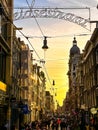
(1, 0, 98, 130)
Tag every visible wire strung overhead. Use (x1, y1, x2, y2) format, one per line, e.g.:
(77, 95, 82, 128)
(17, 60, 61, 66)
(25, 0, 54, 89)
(12, 0, 91, 39)
(18, 29, 55, 92)
(3, 7, 54, 93)
(18, 33, 91, 39)
(14, 0, 92, 92)
(11, 0, 90, 41)
(25, 0, 45, 37)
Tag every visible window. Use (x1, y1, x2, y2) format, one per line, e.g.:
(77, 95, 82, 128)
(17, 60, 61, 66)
(1, 15, 8, 40)
(0, 46, 6, 81)
(0, 15, 1, 34)
(96, 49, 98, 63)
(97, 70, 98, 84)
(73, 64, 76, 71)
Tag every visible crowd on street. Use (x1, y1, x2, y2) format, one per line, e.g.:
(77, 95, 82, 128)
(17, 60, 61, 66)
(1, 111, 98, 130)
(20, 114, 98, 130)
(19, 112, 98, 130)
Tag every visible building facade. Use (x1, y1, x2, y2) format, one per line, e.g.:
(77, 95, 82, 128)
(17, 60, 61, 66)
(65, 26, 98, 127)
(81, 27, 98, 112)
(0, 0, 13, 128)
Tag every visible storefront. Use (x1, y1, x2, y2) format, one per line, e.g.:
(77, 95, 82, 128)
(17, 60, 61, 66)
(0, 81, 7, 128)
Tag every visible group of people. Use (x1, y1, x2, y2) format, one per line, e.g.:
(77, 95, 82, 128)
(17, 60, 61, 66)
(1, 112, 98, 130)
(20, 117, 75, 130)
(18, 114, 98, 130)
(20, 120, 50, 130)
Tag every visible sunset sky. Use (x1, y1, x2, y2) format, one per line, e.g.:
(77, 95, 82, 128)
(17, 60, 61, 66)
(14, 0, 98, 106)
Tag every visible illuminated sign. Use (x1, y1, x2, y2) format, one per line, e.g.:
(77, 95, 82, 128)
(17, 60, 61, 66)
(0, 81, 7, 92)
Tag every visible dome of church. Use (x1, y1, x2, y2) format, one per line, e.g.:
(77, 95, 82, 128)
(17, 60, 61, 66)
(70, 37, 80, 56)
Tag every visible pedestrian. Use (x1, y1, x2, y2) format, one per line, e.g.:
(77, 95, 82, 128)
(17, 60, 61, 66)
(90, 116, 95, 130)
(31, 121, 36, 129)
(51, 119, 57, 130)
(11, 124, 16, 130)
(4, 121, 9, 130)
(1, 123, 7, 130)
(56, 118, 61, 130)
(60, 119, 67, 130)
(93, 116, 98, 130)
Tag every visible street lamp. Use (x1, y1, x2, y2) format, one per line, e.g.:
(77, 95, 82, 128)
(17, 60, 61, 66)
(42, 36, 48, 50)
(42, 36, 48, 61)
(53, 80, 55, 86)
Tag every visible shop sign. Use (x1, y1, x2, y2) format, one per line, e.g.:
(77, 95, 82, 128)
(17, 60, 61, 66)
(0, 81, 6, 92)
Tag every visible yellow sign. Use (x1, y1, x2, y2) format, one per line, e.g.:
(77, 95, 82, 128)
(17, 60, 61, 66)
(0, 81, 7, 92)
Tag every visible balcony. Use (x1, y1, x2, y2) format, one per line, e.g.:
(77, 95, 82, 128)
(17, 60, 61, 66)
(19, 74, 28, 78)
(21, 98, 28, 103)
(0, 34, 10, 53)
(21, 86, 28, 90)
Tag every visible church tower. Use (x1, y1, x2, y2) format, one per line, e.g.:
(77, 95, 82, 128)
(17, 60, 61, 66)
(67, 37, 80, 110)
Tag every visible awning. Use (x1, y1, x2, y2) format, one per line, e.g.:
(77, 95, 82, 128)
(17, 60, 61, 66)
(0, 81, 7, 92)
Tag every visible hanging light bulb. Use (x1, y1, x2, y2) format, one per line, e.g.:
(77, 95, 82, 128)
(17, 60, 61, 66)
(42, 36, 48, 50)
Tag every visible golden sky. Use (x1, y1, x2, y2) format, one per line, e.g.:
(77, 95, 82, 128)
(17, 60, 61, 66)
(23, 31, 91, 106)
(14, 0, 98, 106)
(15, 19, 93, 107)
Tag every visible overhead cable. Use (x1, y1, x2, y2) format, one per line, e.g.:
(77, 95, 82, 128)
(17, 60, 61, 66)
(25, 0, 45, 37)
(5, 13, 53, 91)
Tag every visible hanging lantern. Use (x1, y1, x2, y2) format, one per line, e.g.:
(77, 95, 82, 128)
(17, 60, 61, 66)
(53, 80, 55, 85)
(42, 36, 48, 50)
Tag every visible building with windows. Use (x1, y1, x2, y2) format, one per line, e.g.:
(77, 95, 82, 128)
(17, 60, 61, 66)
(65, 25, 98, 123)
(0, 0, 51, 129)
(81, 26, 98, 111)
(31, 63, 46, 121)
(0, 0, 13, 128)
